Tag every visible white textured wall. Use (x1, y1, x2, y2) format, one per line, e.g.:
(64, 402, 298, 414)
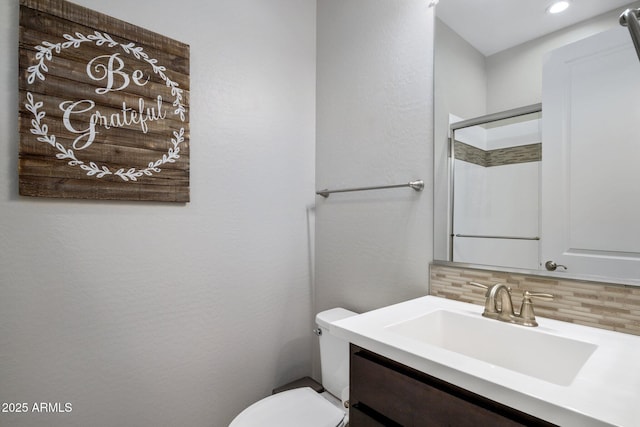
(315, 0, 434, 315)
(434, 19, 487, 121)
(0, 1, 316, 426)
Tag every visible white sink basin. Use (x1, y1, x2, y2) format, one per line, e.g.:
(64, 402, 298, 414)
(386, 309, 597, 386)
(331, 296, 640, 426)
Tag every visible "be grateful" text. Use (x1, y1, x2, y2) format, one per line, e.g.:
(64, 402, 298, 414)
(58, 53, 167, 150)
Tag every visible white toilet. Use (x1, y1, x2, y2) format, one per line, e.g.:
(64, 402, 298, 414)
(229, 308, 357, 427)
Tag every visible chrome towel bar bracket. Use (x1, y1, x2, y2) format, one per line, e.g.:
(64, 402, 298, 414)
(316, 180, 424, 198)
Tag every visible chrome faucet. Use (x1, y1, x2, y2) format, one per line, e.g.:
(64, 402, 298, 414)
(469, 282, 553, 327)
(487, 283, 516, 322)
(473, 282, 511, 319)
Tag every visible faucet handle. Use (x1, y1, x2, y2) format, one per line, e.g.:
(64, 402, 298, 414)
(518, 290, 554, 327)
(469, 282, 510, 292)
(525, 291, 554, 300)
(468, 281, 489, 290)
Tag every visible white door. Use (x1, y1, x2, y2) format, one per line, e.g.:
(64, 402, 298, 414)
(541, 27, 640, 282)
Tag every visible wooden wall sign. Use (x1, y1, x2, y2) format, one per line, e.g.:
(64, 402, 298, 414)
(19, 0, 190, 202)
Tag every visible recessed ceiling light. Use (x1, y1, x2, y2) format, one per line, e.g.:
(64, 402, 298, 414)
(547, 1, 570, 14)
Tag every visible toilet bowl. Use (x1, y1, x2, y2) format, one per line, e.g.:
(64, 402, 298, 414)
(229, 387, 345, 427)
(229, 308, 357, 427)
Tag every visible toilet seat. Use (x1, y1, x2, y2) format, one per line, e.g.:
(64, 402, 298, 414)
(229, 387, 345, 427)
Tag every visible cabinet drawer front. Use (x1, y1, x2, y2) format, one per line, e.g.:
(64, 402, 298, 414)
(351, 349, 418, 424)
(350, 346, 547, 427)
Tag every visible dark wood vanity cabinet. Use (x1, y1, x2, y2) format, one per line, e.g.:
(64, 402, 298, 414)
(349, 344, 556, 427)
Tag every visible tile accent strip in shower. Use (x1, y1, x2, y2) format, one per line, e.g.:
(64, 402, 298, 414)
(453, 140, 541, 167)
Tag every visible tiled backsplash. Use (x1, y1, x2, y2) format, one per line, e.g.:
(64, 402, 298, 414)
(430, 263, 640, 336)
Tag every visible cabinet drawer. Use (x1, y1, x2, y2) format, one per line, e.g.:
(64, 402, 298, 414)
(350, 348, 422, 425)
(350, 345, 555, 427)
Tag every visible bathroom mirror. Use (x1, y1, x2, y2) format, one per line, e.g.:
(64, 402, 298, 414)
(433, 0, 640, 285)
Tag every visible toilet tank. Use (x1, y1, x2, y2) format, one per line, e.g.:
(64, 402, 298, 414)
(315, 308, 357, 398)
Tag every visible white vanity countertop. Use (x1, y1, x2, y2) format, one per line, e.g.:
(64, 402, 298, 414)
(331, 295, 640, 427)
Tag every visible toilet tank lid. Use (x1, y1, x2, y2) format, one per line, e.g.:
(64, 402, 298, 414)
(316, 308, 357, 329)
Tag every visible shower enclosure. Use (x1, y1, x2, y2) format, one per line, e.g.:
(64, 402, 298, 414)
(449, 105, 542, 270)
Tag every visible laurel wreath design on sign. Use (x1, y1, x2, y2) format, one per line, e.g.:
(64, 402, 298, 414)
(25, 31, 186, 182)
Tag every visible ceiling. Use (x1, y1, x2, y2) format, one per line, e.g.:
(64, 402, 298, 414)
(436, 0, 637, 56)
